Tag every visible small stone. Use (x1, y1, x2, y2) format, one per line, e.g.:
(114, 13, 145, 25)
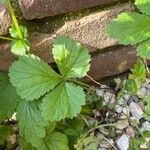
(116, 119, 129, 130)
(99, 139, 114, 148)
(126, 126, 135, 138)
(96, 89, 105, 97)
(119, 113, 128, 119)
(129, 102, 143, 120)
(124, 94, 130, 101)
(137, 87, 147, 98)
(138, 102, 145, 111)
(116, 134, 129, 150)
(118, 98, 126, 106)
(141, 121, 150, 132)
(103, 92, 115, 104)
(123, 107, 130, 116)
(130, 95, 139, 103)
(115, 105, 123, 113)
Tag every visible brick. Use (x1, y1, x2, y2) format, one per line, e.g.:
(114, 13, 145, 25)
(0, 5, 11, 35)
(56, 3, 134, 51)
(19, 0, 120, 20)
(85, 46, 136, 81)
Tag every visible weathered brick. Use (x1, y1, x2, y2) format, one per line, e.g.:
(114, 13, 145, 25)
(0, 5, 11, 35)
(29, 3, 134, 57)
(56, 3, 134, 51)
(19, 0, 121, 20)
(85, 46, 136, 81)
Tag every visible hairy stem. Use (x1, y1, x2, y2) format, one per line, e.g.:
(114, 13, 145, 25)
(0, 36, 13, 41)
(67, 78, 94, 90)
(86, 75, 102, 86)
(7, 0, 23, 39)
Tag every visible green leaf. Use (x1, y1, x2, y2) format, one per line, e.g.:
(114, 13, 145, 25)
(9, 54, 62, 101)
(9, 25, 28, 39)
(9, 26, 30, 55)
(19, 138, 36, 150)
(41, 82, 85, 121)
(17, 100, 48, 148)
(40, 132, 69, 150)
(107, 12, 150, 45)
(130, 58, 146, 81)
(0, 73, 19, 122)
(137, 39, 150, 59)
(11, 39, 30, 56)
(124, 79, 141, 94)
(135, 0, 150, 15)
(52, 36, 90, 78)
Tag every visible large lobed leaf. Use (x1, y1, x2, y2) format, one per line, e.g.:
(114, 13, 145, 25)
(17, 100, 48, 148)
(52, 36, 90, 78)
(9, 54, 62, 101)
(137, 39, 150, 59)
(20, 132, 69, 150)
(0, 73, 20, 122)
(107, 12, 150, 45)
(41, 82, 86, 121)
(135, 0, 150, 16)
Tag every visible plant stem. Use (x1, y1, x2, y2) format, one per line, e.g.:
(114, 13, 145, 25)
(67, 78, 94, 90)
(144, 59, 150, 73)
(86, 75, 102, 86)
(80, 123, 116, 141)
(0, 36, 13, 41)
(7, 0, 23, 39)
(103, 136, 117, 150)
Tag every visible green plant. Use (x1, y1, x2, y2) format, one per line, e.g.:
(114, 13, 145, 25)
(107, 0, 150, 149)
(0, 0, 95, 149)
(107, 0, 150, 59)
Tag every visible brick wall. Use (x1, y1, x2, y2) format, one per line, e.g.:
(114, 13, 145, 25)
(0, 0, 136, 81)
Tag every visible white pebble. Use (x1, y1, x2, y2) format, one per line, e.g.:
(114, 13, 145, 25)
(116, 134, 129, 150)
(129, 102, 143, 120)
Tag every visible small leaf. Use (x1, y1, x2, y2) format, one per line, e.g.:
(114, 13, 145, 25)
(0, 73, 20, 122)
(17, 100, 48, 148)
(9, 26, 30, 55)
(137, 39, 150, 59)
(53, 36, 90, 78)
(40, 132, 69, 150)
(124, 79, 141, 94)
(130, 58, 146, 81)
(11, 39, 30, 56)
(9, 26, 28, 39)
(9, 54, 62, 101)
(135, 0, 150, 15)
(41, 82, 85, 121)
(107, 12, 150, 45)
